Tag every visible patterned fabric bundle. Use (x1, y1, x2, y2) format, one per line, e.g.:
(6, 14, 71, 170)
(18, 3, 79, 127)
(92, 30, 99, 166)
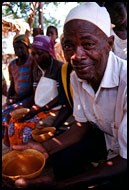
(5, 105, 57, 148)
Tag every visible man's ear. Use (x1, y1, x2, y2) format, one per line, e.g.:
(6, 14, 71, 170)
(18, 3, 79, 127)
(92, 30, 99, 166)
(107, 35, 114, 50)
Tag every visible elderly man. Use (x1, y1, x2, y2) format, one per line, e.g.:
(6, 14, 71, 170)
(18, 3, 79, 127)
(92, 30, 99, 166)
(12, 2, 127, 189)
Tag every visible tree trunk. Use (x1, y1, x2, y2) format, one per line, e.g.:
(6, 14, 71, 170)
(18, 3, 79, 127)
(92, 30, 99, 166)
(38, 2, 44, 34)
(28, 2, 37, 35)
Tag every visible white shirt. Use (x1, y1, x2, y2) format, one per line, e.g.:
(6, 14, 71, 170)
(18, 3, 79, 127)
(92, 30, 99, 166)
(111, 29, 127, 60)
(71, 51, 127, 160)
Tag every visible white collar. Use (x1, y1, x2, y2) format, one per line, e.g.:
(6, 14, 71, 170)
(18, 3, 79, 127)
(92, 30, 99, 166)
(100, 51, 120, 88)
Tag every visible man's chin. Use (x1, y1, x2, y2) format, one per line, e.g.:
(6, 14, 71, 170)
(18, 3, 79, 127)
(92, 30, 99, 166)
(76, 73, 94, 83)
(76, 73, 88, 80)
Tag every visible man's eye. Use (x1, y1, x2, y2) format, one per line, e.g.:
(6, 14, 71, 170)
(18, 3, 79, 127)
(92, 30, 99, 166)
(63, 44, 73, 50)
(83, 42, 95, 49)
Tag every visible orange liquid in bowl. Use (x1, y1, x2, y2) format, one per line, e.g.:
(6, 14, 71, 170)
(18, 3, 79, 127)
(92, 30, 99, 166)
(3, 155, 43, 176)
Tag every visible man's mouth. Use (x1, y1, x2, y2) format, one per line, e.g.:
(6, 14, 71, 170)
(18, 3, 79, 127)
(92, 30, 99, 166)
(73, 64, 92, 73)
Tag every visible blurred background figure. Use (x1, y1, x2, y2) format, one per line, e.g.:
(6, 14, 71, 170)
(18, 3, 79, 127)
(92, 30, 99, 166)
(46, 25, 65, 63)
(46, 25, 58, 44)
(97, 2, 127, 60)
(104, 2, 127, 60)
(32, 27, 44, 39)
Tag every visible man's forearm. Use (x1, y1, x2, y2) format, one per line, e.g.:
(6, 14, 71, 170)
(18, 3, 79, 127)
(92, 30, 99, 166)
(57, 156, 127, 188)
(43, 121, 90, 156)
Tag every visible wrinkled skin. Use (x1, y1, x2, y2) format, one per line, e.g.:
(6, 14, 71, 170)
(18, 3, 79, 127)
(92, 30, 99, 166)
(63, 20, 114, 92)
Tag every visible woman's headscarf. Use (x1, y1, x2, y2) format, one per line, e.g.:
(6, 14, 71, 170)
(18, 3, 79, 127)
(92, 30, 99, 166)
(31, 35, 56, 59)
(13, 34, 30, 48)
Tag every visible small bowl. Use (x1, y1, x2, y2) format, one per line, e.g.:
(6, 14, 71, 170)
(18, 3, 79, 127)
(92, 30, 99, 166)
(32, 127, 56, 143)
(11, 108, 30, 120)
(2, 149, 46, 187)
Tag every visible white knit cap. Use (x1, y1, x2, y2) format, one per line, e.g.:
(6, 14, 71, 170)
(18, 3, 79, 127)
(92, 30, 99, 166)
(64, 2, 111, 37)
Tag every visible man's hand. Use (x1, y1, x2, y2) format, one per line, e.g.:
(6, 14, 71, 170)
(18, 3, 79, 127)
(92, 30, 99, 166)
(12, 141, 49, 159)
(4, 141, 51, 189)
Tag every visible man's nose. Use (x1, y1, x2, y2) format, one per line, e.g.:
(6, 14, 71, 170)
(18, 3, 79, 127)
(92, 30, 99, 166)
(71, 46, 85, 62)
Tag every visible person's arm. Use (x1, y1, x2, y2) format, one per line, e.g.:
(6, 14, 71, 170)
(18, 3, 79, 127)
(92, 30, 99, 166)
(6, 80, 15, 105)
(7, 86, 34, 105)
(2, 78, 7, 96)
(52, 103, 72, 128)
(13, 121, 90, 156)
(18, 95, 59, 121)
(14, 122, 128, 189)
(43, 121, 91, 156)
(14, 89, 34, 101)
(13, 155, 127, 189)
(57, 155, 127, 189)
(7, 81, 15, 98)
(36, 95, 59, 114)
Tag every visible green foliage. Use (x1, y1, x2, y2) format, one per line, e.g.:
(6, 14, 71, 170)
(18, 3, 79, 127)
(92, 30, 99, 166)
(2, 2, 82, 31)
(45, 2, 60, 6)
(44, 16, 60, 31)
(2, 2, 31, 19)
(32, 2, 61, 28)
(2, 2, 62, 26)
(77, 2, 84, 4)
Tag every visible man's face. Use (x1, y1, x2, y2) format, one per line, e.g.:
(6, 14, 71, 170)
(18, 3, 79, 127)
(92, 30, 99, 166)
(31, 48, 51, 70)
(63, 20, 113, 84)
